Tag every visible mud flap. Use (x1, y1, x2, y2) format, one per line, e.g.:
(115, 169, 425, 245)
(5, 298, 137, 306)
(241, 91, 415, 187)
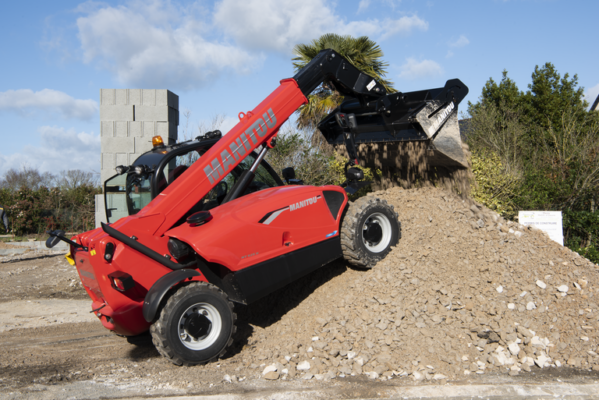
(143, 269, 201, 322)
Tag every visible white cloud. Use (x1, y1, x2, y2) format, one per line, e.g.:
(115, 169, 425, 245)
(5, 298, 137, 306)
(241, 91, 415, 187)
(398, 58, 443, 80)
(214, 0, 428, 52)
(0, 126, 100, 176)
(0, 89, 97, 120)
(449, 35, 469, 48)
(357, 0, 370, 13)
(585, 83, 599, 109)
(76, 1, 258, 90)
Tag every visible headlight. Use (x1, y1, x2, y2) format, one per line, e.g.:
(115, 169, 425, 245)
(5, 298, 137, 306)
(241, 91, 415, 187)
(115, 165, 129, 175)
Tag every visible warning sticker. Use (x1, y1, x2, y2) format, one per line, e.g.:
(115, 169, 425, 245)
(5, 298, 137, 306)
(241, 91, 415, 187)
(366, 80, 376, 91)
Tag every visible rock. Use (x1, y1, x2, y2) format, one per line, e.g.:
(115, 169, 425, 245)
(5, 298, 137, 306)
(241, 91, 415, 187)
(517, 326, 534, 338)
(347, 351, 356, 360)
(508, 303, 515, 310)
(297, 361, 310, 371)
(535, 354, 550, 368)
(536, 280, 546, 289)
(301, 373, 313, 380)
(433, 373, 448, 380)
(496, 286, 504, 293)
(557, 285, 569, 293)
(530, 336, 547, 349)
(264, 371, 280, 380)
(412, 371, 424, 381)
(365, 371, 379, 379)
(262, 364, 277, 375)
(526, 302, 536, 311)
(508, 343, 520, 356)
(223, 374, 232, 383)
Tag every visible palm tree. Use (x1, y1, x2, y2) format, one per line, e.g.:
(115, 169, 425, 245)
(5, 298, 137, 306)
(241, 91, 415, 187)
(292, 34, 396, 131)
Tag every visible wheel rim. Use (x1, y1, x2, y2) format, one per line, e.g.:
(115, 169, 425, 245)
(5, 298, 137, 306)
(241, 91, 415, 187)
(177, 302, 222, 350)
(362, 212, 392, 253)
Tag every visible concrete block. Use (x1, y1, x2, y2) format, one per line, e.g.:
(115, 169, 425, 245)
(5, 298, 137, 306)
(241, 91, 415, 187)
(129, 89, 141, 105)
(143, 121, 154, 137)
(135, 137, 153, 154)
(116, 89, 127, 105)
(100, 105, 134, 121)
(101, 121, 114, 137)
(101, 137, 134, 154)
(169, 107, 179, 125)
(115, 153, 128, 167)
(95, 194, 106, 228)
(115, 121, 128, 137)
(156, 90, 168, 107)
(155, 90, 179, 110)
(102, 153, 115, 172)
(168, 90, 179, 110)
(101, 170, 115, 187)
(100, 89, 115, 105)
(143, 89, 156, 106)
(157, 122, 178, 140)
(156, 121, 168, 138)
(130, 121, 142, 137)
(135, 106, 169, 122)
(129, 153, 141, 164)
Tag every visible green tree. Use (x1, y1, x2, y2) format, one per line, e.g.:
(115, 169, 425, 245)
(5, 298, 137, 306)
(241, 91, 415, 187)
(292, 34, 395, 131)
(468, 70, 523, 114)
(524, 62, 589, 131)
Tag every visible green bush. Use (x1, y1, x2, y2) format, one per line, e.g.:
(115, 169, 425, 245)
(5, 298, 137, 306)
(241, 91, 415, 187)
(470, 149, 519, 218)
(0, 185, 100, 236)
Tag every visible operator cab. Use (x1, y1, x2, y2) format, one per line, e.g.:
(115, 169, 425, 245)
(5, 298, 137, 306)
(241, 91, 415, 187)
(104, 133, 284, 223)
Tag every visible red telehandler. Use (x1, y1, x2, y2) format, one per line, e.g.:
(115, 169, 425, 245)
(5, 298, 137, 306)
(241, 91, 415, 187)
(47, 49, 468, 365)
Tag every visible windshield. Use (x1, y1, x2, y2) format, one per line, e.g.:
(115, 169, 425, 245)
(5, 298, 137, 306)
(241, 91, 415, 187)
(104, 173, 152, 223)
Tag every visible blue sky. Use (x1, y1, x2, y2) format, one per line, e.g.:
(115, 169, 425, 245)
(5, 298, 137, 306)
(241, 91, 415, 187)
(1, 0, 598, 177)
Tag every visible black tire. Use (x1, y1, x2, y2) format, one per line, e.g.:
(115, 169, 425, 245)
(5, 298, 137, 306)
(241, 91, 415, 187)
(340, 196, 401, 269)
(150, 282, 236, 366)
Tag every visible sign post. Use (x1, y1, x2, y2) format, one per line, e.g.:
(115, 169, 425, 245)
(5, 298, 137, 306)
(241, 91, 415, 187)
(518, 211, 563, 246)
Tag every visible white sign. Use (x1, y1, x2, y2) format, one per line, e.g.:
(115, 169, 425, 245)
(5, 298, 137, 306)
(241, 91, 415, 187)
(518, 211, 563, 246)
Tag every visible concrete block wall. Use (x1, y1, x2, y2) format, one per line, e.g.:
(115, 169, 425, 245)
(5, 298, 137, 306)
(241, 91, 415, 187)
(96, 89, 179, 228)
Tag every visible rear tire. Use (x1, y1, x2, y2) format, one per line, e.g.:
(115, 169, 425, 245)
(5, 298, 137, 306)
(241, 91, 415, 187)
(150, 282, 236, 366)
(340, 196, 401, 268)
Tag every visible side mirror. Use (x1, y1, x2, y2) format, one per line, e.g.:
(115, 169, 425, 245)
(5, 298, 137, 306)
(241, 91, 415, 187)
(282, 167, 303, 185)
(46, 230, 65, 249)
(282, 167, 296, 182)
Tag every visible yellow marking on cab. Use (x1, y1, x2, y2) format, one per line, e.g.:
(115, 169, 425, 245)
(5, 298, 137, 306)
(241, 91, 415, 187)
(90, 249, 97, 256)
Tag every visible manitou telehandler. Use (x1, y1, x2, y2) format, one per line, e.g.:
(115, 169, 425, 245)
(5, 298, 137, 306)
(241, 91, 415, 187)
(47, 49, 468, 365)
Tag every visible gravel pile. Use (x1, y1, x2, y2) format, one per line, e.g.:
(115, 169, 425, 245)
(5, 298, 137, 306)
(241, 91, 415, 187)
(234, 186, 599, 382)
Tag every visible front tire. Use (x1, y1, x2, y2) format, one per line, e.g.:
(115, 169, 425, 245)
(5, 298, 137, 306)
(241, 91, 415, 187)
(341, 196, 401, 268)
(150, 282, 236, 366)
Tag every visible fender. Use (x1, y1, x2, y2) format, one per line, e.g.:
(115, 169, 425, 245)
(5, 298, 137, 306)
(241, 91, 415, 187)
(143, 269, 201, 322)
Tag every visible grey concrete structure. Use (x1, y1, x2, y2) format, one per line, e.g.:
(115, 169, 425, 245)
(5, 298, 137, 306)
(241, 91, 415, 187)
(95, 89, 179, 228)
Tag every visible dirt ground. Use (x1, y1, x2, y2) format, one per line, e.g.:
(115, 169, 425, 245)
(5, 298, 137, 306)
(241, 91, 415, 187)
(1, 187, 599, 399)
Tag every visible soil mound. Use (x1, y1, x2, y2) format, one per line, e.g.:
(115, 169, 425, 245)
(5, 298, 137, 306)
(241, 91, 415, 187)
(238, 186, 599, 381)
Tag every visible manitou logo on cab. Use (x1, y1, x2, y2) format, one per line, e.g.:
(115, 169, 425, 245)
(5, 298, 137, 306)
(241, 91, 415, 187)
(203, 108, 278, 184)
(290, 196, 319, 211)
